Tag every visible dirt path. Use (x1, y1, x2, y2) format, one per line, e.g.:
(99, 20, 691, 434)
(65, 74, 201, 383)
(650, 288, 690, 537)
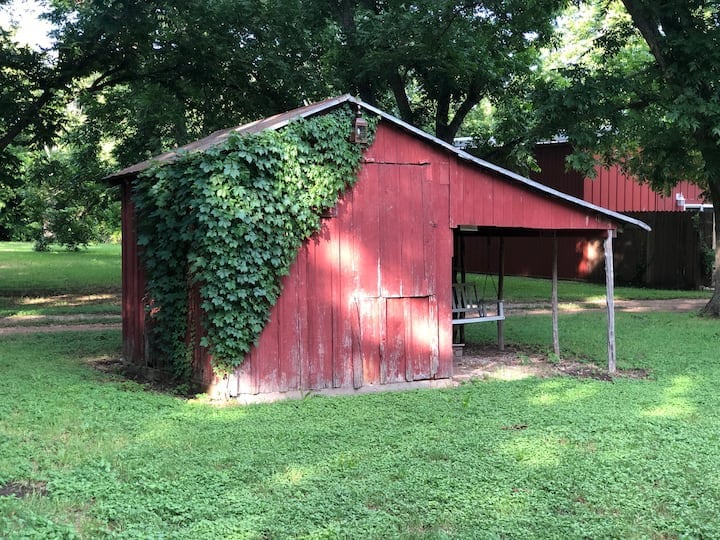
(453, 343, 651, 383)
(0, 322, 121, 335)
(0, 313, 121, 335)
(0, 297, 707, 336)
(505, 297, 708, 315)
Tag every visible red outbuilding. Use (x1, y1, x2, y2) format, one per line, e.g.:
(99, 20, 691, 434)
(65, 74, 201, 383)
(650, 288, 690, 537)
(107, 95, 649, 400)
(464, 141, 713, 288)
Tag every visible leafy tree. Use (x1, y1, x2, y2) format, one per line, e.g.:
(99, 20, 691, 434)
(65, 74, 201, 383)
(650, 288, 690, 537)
(20, 120, 119, 250)
(1, 1, 569, 153)
(0, 0, 331, 159)
(0, 0, 330, 245)
(535, 0, 720, 316)
(0, 24, 56, 239)
(318, 0, 568, 142)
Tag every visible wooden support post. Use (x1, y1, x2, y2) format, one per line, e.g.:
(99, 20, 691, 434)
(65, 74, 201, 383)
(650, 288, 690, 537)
(552, 234, 560, 358)
(497, 236, 505, 351)
(604, 230, 617, 373)
(459, 234, 466, 344)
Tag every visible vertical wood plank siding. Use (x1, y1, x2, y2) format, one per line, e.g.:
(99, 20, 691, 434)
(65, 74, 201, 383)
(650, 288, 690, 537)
(123, 120, 626, 395)
(120, 182, 145, 366)
(230, 124, 455, 394)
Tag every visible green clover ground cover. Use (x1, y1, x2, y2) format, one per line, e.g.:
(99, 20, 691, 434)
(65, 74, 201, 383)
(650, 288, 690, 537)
(2, 309, 720, 538)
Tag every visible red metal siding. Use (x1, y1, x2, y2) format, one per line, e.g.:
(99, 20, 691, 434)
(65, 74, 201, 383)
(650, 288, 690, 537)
(450, 159, 616, 231)
(534, 143, 706, 212)
(532, 144, 585, 199)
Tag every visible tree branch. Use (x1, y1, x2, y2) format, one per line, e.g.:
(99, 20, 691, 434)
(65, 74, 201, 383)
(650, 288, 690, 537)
(445, 89, 481, 143)
(0, 89, 56, 152)
(621, 0, 669, 75)
(389, 69, 414, 124)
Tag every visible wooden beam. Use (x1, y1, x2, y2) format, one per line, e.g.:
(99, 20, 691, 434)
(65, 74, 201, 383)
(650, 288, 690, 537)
(604, 230, 617, 373)
(497, 237, 505, 351)
(459, 234, 466, 344)
(552, 235, 560, 358)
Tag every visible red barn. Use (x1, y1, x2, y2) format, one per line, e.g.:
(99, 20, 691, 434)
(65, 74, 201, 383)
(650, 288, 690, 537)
(465, 141, 713, 288)
(107, 96, 648, 400)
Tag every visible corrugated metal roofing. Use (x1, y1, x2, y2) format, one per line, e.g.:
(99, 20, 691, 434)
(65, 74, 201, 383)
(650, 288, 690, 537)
(105, 94, 650, 231)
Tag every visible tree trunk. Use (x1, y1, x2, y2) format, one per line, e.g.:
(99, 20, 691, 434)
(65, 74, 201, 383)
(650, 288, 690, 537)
(693, 134, 720, 317)
(699, 197, 720, 317)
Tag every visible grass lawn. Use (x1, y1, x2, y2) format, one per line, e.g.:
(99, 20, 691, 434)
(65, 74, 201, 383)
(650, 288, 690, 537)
(0, 242, 121, 296)
(0, 242, 122, 319)
(465, 272, 712, 303)
(2, 310, 720, 538)
(1, 241, 717, 537)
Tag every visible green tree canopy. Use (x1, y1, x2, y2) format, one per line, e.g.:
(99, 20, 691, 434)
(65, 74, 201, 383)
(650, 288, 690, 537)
(534, 0, 720, 315)
(0, 0, 332, 245)
(319, 0, 567, 141)
(1, 0, 569, 246)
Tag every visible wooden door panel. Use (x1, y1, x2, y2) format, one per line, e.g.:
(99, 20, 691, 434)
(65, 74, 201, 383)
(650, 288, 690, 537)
(355, 296, 435, 385)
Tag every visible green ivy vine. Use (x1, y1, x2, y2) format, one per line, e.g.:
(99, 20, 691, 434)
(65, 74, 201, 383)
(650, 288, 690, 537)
(133, 107, 376, 376)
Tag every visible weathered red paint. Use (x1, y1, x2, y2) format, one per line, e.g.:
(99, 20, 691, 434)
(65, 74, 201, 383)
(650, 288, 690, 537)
(119, 117, 630, 396)
(120, 182, 146, 367)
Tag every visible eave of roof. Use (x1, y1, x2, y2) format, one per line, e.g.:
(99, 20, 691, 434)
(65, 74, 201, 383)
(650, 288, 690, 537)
(105, 94, 650, 232)
(104, 95, 353, 183)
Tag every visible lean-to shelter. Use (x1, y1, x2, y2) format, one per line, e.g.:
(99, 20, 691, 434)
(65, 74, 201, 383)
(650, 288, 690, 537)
(106, 95, 649, 399)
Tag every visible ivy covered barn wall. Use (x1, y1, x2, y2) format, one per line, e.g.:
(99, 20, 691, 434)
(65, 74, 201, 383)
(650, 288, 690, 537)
(109, 95, 644, 399)
(231, 122, 456, 395)
(131, 106, 374, 382)
(114, 100, 458, 395)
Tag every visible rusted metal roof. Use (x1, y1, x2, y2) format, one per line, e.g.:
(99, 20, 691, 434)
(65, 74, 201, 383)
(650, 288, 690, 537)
(104, 95, 352, 182)
(105, 94, 650, 231)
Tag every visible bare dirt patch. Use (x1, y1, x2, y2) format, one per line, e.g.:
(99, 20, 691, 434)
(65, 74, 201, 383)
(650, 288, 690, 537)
(0, 322, 121, 335)
(87, 356, 200, 397)
(454, 343, 650, 382)
(0, 481, 48, 498)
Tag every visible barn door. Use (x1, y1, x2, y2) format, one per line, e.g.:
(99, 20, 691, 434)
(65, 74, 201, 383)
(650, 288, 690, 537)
(355, 296, 437, 385)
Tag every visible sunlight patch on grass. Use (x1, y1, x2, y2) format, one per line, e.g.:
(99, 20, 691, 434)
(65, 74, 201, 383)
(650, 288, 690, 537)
(273, 465, 311, 486)
(529, 380, 600, 406)
(641, 376, 697, 419)
(485, 366, 537, 380)
(643, 402, 697, 419)
(0, 294, 121, 317)
(501, 435, 565, 468)
(19, 294, 118, 306)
